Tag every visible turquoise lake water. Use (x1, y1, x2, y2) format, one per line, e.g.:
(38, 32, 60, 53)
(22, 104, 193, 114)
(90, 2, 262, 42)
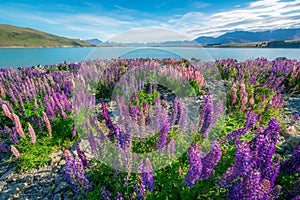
(0, 47, 300, 69)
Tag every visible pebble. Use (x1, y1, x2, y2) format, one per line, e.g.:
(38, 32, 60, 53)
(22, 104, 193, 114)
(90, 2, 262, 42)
(53, 193, 61, 200)
(54, 182, 69, 194)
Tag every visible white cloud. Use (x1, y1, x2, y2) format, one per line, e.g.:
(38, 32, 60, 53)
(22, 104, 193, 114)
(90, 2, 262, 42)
(168, 0, 300, 38)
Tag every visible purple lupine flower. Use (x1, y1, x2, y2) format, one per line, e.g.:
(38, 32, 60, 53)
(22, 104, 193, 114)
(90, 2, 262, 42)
(223, 128, 248, 144)
(114, 192, 124, 200)
(206, 101, 224, 135)
(116, 127, 131, 152)
(178, 106, 188, 132)
(261, 155, 280, 189)
(4, 125, 10, 133)
(37, 117, 43, 131)
(76, 145, 89, 168)
(141, 158, 155, 191)
(200, 141, 221, 180)
(63, 150, 92, 194)
(200, 95, 213, 139)
(87, 128, 97, 154)
(222, 112, 257, 144)
(0, 144, 7, 151)
(100, 188, 112, 200)
(294, 114, 299, 121)
(218, 117, 281, 199)
(251, 118, 280, 169)
(10, 127, 19, 143)
(184, 142, 202, 187)
(135, 181, 146, 200)
(171, 99, 179, 128)
(280, 149, 300, 175)
(245, 112, 258, 129)
(167, 137, 175, 156)
(293, 195, 300, 200)
(44, 96, 56, 120)
(269, 185, 282, 200)
(129, 105, 138, 122)
(148, 83, 152, 94)
(157, 112, 169, 154)
(216, 141, 251, 188)
(229, 168, 261, 200)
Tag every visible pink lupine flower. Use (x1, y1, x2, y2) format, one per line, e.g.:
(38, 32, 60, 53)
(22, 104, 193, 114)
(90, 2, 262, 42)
(64, 149, 72, 158)
(12, 113, 25, 138)
(261, 94, 266, 102)
(2, 104, 12, 119)
(249, 97, 255, 105)
(257, 126, 263, 133)
(0, 84, 6, 98)
(178, 166, 183, 175)
(240, 95, 248, 112)
(11, 146, 20, 158)
(232, 83, 237, 105)
(240, 82, 246, 98)
(72, 125, 77, 137)
(43, 112, 52, 138)
(28, 123, 36, 143)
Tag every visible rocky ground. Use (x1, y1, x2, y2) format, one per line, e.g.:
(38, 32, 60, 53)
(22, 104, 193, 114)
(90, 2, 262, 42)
(277, 93, 300, 155)
(0, 93, 299, 200)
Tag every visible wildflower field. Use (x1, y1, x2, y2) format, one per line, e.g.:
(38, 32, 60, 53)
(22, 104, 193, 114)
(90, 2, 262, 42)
(0, 58, 299, 200)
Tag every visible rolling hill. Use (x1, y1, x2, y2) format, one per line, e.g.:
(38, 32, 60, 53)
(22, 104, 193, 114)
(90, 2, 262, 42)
(0, 24, 93, 47)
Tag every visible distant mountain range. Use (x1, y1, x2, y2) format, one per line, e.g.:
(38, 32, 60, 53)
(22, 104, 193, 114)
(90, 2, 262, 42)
(1, 24, 300, 48)
(0, 24, 92, 47)
(84, 38, 102, 46)
(84, 28, 300, 47)
(194, 28, 300, 44)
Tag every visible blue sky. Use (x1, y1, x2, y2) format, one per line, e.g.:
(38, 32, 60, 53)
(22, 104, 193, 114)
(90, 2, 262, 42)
(1, 0, 300, 42)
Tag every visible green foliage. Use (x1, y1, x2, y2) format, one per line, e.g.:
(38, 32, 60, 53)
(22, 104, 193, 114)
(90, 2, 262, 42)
(14, 116, 77, 171)
(130, 89, 159, 108)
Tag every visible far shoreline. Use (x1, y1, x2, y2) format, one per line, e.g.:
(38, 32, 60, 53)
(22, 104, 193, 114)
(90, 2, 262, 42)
(1, 45, 300, 49)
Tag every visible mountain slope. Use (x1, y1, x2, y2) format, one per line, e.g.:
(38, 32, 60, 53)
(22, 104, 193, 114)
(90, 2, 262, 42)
(195, 28, 300, 44)
(0, 24, 93, 47)
(84, 38, 102, 46)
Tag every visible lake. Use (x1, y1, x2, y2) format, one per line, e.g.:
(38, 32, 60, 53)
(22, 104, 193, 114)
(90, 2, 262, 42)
(1, 47, 300, 69)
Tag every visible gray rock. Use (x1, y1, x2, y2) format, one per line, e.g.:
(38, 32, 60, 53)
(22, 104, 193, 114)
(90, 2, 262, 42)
(284, 150, 293, 155)
(59, 159, 66, 166)
(55, 177, 63, 186)
(0, 181, 6, 192)
(282, 136, 300, 151)
(1, 182, 25, 197)
(53, 193, 60, 200)
(63, 190, 71, 198)
(54, 182, 69, 194)
(0, 169, 13, 181)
